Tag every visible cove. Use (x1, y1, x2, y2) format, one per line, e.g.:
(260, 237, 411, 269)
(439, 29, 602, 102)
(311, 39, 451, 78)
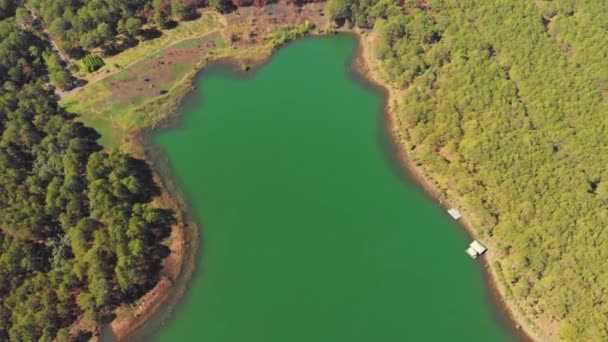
(152, 34, 513, 341)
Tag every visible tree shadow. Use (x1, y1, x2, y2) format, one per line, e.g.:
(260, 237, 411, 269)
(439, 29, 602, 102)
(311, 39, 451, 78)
(74, 78, 89, 88)
(140, 28, 163, 41)
(66, 46, 86, 60)
(164, 20, 179, 30)
(152, 208, 177, 240)
(182, 9, 202, 21)
(126, 156, 162, 202)
(73, 122, 104, 154)
(102, 38, 139, 57)
(73, 331, 93, 342)
(99, 312, 117, 325)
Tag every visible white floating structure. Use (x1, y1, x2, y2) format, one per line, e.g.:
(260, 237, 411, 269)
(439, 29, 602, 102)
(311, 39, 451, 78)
(447, 208, 462, 220)
(465, 240, 488, 259)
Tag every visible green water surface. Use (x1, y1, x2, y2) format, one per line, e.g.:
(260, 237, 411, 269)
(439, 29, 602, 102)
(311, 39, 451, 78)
(153, 34, 512, 341)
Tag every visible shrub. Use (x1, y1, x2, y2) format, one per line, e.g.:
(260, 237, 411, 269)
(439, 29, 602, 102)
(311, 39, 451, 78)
(82, 54, 104, 72)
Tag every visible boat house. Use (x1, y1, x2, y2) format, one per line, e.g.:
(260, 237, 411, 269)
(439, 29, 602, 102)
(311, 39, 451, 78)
(465, 240, 488, 259)
(447, 208, 462, 220)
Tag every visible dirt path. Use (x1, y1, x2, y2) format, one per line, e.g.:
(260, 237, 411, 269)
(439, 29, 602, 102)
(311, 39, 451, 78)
(60, 28, 222, 100)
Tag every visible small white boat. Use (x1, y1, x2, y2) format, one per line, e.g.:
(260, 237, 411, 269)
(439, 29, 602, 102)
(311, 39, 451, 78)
(466, 240, 488, 259)
(447, 208, 462, 220)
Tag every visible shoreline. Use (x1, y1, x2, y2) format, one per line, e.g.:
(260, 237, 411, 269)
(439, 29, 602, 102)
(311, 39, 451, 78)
(351, 30, 540, 342)
(100, 34, 288, 342)
(61, 5, 326, 339)
(96, 28, 542, 341)
(102, 131, 199, 341)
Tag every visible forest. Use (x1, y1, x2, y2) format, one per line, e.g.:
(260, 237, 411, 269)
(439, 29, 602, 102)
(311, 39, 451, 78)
(0, 9, 173, 342)
(323, 0, 608, 340)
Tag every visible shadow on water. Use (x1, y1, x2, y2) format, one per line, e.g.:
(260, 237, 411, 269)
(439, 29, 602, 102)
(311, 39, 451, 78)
(100, 325, 117, 342)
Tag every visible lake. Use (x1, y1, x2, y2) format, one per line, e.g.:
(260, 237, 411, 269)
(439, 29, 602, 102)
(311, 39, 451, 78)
(152, 34, 513, 341)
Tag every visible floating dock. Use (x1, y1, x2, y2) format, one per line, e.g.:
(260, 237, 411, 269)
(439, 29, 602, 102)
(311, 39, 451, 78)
(465, 240, 487, 259)
(447, 208, 462, 220)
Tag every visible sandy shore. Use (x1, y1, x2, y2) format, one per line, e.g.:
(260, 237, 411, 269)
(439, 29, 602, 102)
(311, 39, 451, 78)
(351, 30, 541, 342)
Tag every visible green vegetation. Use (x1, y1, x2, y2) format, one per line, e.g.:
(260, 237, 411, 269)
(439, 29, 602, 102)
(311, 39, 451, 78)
(27, 0, 161, 55)
(82, 12, 222, 79)
(0, 0, 15, 20)
(82, 54, 104, 73)
(172, 1, 188, 20)
(327, 0, 608, 340)
(265, 21, 316, 47)
(0, 13, 173, 342)
(26, 0, 218, 59)
(44, 52, 71, 89)
(325, 0, 350, 21)
(62, 32, 228, 147)
(209, 0, 233, 13)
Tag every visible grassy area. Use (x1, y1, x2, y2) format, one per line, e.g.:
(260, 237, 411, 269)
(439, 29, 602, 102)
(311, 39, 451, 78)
(62, 32, 227, 147)
(63, 33, 318, 148)
(62, 4, 327, 149)
(265, 21, 316, 46)
(83, 12, 223, 81)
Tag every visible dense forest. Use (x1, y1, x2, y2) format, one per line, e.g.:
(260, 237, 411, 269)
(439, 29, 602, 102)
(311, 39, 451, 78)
(323, 0, 608, 340)
(0, 10, 173, 342)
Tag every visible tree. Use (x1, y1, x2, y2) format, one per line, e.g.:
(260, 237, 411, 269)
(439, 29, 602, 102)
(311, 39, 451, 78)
(171, 1, 187, 20)
(209, 0, 233, 13)
(124, 17, 142, 38)
(325, 0, 350, 21)
(82, 54, 104, 72)
(43, 51, 71, 89)
(0, 0, 15, 20)
(96, 22, 113, 43)
(15, 8, 30, 28)
(49, 68, 71, 90)
(153, 0, 165, 28)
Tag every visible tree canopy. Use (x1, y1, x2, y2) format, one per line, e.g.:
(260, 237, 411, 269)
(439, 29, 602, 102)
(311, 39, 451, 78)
(330, 0, 608, 340)
(0, 15, 173, 341)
